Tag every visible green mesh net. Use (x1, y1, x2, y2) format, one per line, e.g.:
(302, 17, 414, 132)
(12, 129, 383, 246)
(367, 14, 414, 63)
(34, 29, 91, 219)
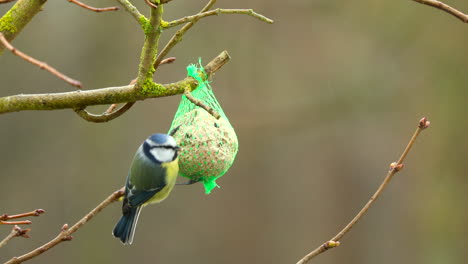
(169, 60, 239, 194)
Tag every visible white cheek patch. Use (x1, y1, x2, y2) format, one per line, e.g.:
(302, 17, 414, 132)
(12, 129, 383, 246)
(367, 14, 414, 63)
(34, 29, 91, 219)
(150, 148, 175, 163)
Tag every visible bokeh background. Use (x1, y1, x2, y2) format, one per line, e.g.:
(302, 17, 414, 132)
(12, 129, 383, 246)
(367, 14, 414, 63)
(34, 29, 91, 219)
(1, 0, 467, 263)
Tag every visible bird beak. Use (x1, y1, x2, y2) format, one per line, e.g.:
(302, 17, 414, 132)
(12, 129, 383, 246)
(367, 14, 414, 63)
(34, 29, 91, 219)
(175, 146, 181, 151)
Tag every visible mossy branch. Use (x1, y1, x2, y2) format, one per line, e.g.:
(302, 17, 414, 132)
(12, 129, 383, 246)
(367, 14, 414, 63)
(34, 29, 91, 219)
(0, 0, 47, 54)
(0, 51, 230, 114)
(134, 4, 164, 90)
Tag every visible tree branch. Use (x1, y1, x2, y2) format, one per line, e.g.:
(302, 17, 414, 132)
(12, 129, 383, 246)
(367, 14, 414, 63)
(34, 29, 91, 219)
(411, 0, 468, 23)
(0, 33, 82, 88)
(0, 209, 45, 221)
(296, 117, 431, 264)
(0, 209, 45, 226)
(0, 51, 230, 114)
(114, 0, 147, 26)
(153, 0, 218, 70)
(75, 57, 176, 123)
(4, 188, 125, 264)
(74, 102, 135, 123)
(134, 4, 164, 90)
(184, 90, 221, 119)
(0, 226, 30, 249)
(164, 8, 274, 28)
(0, 0, 47, 54)
(68, 0, 119, 12)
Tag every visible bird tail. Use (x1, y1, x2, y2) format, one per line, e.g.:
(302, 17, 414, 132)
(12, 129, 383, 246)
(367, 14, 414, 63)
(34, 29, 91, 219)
(112, 206, 142, 245)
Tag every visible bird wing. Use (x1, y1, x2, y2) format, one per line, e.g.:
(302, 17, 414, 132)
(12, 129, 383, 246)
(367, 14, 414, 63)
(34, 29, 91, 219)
(125, 152, 167, 208)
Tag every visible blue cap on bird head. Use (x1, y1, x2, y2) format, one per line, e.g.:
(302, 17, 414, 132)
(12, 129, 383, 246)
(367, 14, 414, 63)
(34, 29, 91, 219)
(147, 134, 175, 145)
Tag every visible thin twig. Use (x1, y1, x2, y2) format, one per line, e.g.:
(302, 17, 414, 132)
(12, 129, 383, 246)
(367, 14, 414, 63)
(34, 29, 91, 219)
(158, 56, 177, 66)
(74, 102, 135, 123)
(0, 209, 45, 225)
(184, 90, 220, 119)
(0, 221, 32, 225)
(153, 0, 218, 70)
(0, 0, 16, 4)
(0, 33, 82, 88)
(75, 57, 177, 123)
(411, 0, 468, 22)
(144, 0, 158, 9)
(0, 209, 45, 221)
(296, 117, 431, 264)
(115, 0, 146, 26)
(5, 188, 125, 264)
(165, 8, 274, 28)
(68, 0, 119, 12)
(0, 226, 30, 249)
(0, 227, 19, 248)
(0, 51, 230, 114)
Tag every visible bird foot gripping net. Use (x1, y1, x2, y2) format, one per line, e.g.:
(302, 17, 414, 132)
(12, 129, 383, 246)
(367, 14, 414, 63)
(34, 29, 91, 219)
(169, 60, 238, 194)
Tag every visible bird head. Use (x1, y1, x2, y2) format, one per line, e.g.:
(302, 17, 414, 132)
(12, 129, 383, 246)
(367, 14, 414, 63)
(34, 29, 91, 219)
(143, 133, 180, 164)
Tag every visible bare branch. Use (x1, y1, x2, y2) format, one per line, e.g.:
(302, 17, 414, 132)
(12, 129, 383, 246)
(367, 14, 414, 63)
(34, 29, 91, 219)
(164, 8, 274, 28)
(144, 0, 158, 9)
(5, 188, 125, 264)
(0, 33, 82, 88)
(0, 209, 45, 221)
(114, 0, 146, 26)
(153, 0, 218, 70)
(74, 102, 135, 123)
(296, 117, 431, 264)
(68, 0, 119, 12)
(0, 226, 30, 249)
(0, 0, 16, 4)
(411, 0, 468, 23)
(184, 90, 220, 119)
(0, 209, 45, 225)
(0, 220, 32, 225)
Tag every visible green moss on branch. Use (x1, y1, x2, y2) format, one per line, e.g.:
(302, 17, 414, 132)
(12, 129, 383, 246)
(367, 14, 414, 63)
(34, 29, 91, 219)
(0, 0, 47, 54)
(0, 78, 198, 114)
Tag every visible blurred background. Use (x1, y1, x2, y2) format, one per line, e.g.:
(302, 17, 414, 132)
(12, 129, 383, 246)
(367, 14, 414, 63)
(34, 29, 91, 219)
(1, 0, 467, 263)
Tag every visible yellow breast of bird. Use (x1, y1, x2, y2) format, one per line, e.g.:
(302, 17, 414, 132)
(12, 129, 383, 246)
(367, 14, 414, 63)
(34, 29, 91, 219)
(144, 158, 179, 205)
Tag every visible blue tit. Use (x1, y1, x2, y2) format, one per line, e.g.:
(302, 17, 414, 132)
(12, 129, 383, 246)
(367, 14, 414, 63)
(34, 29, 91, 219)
(113, 129, 180, 245)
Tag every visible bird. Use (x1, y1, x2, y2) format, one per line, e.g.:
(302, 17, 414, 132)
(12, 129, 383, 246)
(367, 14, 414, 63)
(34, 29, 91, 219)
(113, 128, 180, 245)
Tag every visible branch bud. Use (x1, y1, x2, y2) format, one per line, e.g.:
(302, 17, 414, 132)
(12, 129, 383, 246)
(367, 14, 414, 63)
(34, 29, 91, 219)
(418, 117, 430, 129)
(13, 225, 31, 238)
(34, 209, 45, 216)
(389, 162, 404, 171)
(62, 235, 73, 241)
(324, 240, 340, 249)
